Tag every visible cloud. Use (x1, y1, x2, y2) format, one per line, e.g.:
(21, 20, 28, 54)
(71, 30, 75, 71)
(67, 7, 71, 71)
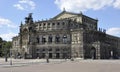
(0, 17, 17, 28)
(0, 32, 17, 41)
(55, 0, 120, 12)
(13, 0, 36, 10)
(106, 28, 120, 37)
(113, 0, 120, 9)
(54, 0, 114, 12)
(13, 4, 24, 10)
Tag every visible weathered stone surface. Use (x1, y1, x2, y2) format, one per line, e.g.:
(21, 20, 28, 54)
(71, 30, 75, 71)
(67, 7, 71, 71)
(12, 11, 120, 59)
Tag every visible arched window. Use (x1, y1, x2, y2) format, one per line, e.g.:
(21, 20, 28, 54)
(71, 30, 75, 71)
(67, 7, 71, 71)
(62, 22, 65, 25)
(42, 36, 46, 44)
(63, 35, 67, 44)
(48, 35, 52, 43)
(55, 35, 60, 43)
(43, 23, 46, 26)
(39, 23, 41, 26)
(48, 23, 50, 25)
(36, 37, 39, 43)
(49, 48, 52, 51)
(52, 23, 55, 25)
(56, 48, 60, 51)
(42, 49, 45, 51)
(57, 22, 60, 25)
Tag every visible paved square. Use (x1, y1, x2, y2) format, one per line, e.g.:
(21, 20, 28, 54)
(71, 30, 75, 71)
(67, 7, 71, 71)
(0, 59, 120, 72)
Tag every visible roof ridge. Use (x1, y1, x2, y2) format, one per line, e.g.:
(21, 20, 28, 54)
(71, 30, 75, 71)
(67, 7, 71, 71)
(52, 11, 81, 20)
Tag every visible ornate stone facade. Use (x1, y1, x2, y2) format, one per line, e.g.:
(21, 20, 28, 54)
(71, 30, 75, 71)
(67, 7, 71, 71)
(12, 11, 120, 59)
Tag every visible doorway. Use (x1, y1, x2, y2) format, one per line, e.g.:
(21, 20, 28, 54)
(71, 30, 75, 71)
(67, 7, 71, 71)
(49, 53, 52, 58)
(56, 53, 60, 59)
(42, 53, 45, 58)
(90, 47, 96, 59)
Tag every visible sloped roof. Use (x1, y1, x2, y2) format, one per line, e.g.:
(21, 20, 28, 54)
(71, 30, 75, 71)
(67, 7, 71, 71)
(52, 11, 82, 20)
(51, 11, 98, 22)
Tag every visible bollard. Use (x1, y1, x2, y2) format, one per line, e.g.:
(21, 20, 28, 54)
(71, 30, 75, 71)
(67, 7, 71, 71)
(46, 58, 49, 63)
(5, 56, 8, 62)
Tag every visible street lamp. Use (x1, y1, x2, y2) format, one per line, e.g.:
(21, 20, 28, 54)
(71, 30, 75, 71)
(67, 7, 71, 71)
(10, 48, 12, 65)
(71, 48, 75, 61)
(5, 48, 8, 62)
(111, 50, 113, 59)
(46, 49, 49, 63)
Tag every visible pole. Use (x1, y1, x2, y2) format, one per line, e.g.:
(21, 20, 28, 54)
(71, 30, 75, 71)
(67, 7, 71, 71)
(46, 50, 49, 63)
(5, 48, 8, 62)
(5, 55, 8, 62)
(111, 51, 113, 59)
(10, 49, 12, 65)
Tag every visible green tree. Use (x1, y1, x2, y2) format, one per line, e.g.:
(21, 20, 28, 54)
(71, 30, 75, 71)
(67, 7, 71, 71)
(2, 41, 12, 57)
(0, 37, 12, 57)
(0, 37, 3, 57)
(2, 41, 12, 62)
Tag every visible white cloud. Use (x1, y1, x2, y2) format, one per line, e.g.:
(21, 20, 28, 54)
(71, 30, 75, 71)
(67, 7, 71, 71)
(0, 32, 17, 41)
(0, 17, 17, 28)
(13, 4, 24, 10)
(13, 0, 36, 10)
(106, 28, 120, 37)
(54, 0, 114, 12)
(54, 0, 119, 12)
(113, 0, 120, 9)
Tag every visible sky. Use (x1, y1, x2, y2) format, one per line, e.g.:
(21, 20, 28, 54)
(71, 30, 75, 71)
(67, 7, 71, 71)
(0, 0, 120, 41)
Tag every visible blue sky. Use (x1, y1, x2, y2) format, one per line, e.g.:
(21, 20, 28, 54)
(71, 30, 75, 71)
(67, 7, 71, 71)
(0, 0, 120, 41)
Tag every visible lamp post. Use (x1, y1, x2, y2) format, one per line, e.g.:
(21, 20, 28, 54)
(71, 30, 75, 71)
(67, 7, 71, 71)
(5, 48, 8, 62)
(111, 50, 113, 59)
(5, 50, 7, 62)
(10, 48, 12, 65)
(46, 49, 49, 63)
(71, 48, 75, 61)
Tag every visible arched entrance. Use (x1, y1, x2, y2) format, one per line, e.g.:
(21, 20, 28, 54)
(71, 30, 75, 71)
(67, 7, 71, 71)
(110, 48, 119, 59)
(56, 53, 60, 59)
(42, 53, 45, 58)
(49, 53, 52, 58)
(90, 47, 96, 59)
(63, 53, 67, 59)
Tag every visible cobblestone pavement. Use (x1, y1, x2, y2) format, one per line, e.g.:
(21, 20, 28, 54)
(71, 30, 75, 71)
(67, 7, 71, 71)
(0, 58, 120, 72)
(0, 58, 67, 67)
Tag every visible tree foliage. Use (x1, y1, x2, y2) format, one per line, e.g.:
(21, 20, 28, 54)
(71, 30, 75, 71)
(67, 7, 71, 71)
(0, 37, 12, 57)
